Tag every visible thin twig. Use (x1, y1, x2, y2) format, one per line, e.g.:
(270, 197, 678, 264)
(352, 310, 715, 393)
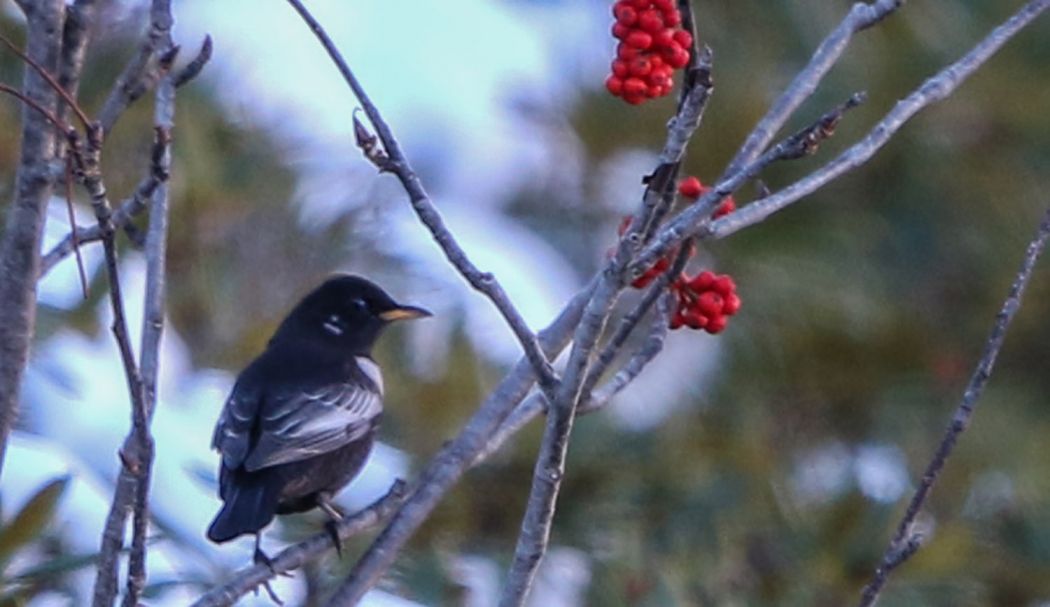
(856, 209, 1050, 606)
(476, 285, 675, 467)
(0, 83, 69, 133)
(96, 0, 174, 134)
(56, 0, 97, 155)
(284, 0, 559, 396)
(63, 156, 89, 298)
(37, 40, 210, 279)
(709, 0, 1050, 241)
(0, 31, 92, 129)
(723, 0, 902, 177)
(631, 90, 865, 277)
(121, 4, 175, 602)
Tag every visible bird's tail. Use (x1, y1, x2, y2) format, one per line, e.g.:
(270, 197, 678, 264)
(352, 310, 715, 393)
(206, 470, 282, 543)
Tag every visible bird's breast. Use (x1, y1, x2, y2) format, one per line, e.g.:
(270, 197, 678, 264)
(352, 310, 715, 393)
(354, 356, 384, 396)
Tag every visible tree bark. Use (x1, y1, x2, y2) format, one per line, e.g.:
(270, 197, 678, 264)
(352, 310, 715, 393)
(0, 0, 65, 480)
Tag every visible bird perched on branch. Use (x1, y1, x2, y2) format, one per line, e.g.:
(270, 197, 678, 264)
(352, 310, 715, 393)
(206, 274, 430, 564)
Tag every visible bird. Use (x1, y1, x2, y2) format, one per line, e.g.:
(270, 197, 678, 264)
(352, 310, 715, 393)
(206, 274, 430, 565)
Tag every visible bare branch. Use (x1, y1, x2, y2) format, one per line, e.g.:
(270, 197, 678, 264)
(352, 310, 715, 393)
(122, 5, 176, 603)
(284, 0, 559, 396)
(498, 56, 711, 605)
(709, 0, 1050, 240)
(0, 0, 63, 481)
(38, 175, 160, 277)
(477, 287, 674, 467)
(172, 35, 213, 88)
(0, 31, 92, 129)
(630, 90, 866, 278)
(190, 482, 406, 607)
(96, 0, 175, 134)
(723, 0, 902, 177)
(57, 0, 97, 141)
(320, 283, 594, 606)
(857, 208, 1050, 606)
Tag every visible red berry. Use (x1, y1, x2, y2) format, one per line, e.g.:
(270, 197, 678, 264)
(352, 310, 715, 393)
(611, 59, 629, 78)
(658, 83, 673, 96)
(613, 3, 637, 25)
(653, 28, 676, 48)
(697, 291, 724, 317)
(684, 309, 708, 329)
(612, 22, 631, 39)
(664, 8, 682, 26)
(623, 93, 646, 105)
(673, 29, 693, 48)
(712, 275, 736, 297)
(625, 30, 652, 49)
(649, 54, 665, 69)
(637, 9, 664, 33)
(605, 75, 624, 96)
(617, 43, 640, 60)
(623, 77, 647, 96)
(705, 314, 727, 334)
(713, 197, 736, 218)
(667, 46, 690, 68)
(722, 293, 742, 315)
(629, 0, 649, 9)
(653, 0, 675, 12)
(678, 176, 703, 198)
(648, 71, 668, 87)
(629, 57, 652, 77)
(688, 270, 715, 291)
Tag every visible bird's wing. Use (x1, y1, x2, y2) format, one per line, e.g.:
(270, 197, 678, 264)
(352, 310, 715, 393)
(241, 381, 382, 471)
(212, 382, 262, 471)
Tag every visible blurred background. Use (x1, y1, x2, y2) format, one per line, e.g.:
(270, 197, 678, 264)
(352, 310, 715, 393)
(1, 0, 1050, 605)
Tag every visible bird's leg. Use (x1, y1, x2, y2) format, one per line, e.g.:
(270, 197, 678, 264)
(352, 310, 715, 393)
(317, 492, 345, 558)
(251, 534, 286, 605)
(253, 533, 276, 571)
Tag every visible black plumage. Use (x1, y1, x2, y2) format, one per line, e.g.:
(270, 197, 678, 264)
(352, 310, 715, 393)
(206, 274, 429, 560)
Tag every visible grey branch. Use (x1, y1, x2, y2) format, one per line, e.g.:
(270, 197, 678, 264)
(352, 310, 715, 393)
(121, 3, 176, 604)
(189, 482, 406, 607)
(476, 288, 674, 467)
(857, 207, 1050, 606)
(498, 48, 710, 607)
(90, 2, 181, 605)
(285, 0, 558, 397)
(723, 0, 902, 177)
(0, 0, 64, 480)
(37, 38, 210, 279)
(709, 0, 1050, 240)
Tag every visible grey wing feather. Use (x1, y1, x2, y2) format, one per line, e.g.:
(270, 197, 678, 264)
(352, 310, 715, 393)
(213, 386, 261, 470)
(242, 382, 382, 471)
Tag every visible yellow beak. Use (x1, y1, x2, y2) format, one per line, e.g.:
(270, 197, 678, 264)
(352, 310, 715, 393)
(379, 305, 432, 322)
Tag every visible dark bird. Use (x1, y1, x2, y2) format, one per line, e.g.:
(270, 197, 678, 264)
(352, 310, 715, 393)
(206, 274, 429, 563)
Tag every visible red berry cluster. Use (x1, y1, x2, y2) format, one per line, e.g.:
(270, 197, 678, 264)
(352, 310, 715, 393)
(617, 174, 744, 334)
(606, 0, 692, 105)
(677, 175, 735, 218)
(669, 271, 740, 333)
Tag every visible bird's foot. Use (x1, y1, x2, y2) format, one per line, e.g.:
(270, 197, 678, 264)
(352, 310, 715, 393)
(324, 518, 343, 558)
(317, 492, 345, 558)
(253, 579, 285, 606)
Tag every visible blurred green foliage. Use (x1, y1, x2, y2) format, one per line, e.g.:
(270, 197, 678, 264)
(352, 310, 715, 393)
(2, 0, 1050, 605)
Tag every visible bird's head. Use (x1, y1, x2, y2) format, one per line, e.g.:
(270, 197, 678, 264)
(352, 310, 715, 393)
(271, 274, 431, 355)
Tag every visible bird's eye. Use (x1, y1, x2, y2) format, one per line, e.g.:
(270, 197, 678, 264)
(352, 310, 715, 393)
(351, 297, 368, 311)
